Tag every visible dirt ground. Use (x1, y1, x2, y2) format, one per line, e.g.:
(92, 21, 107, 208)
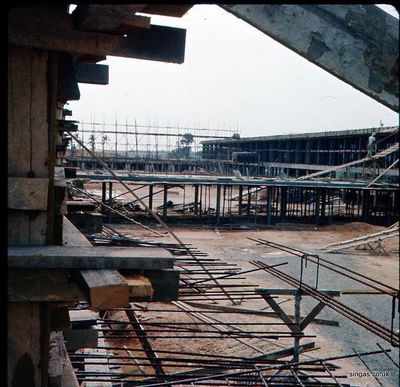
(94, 219, 400, 387)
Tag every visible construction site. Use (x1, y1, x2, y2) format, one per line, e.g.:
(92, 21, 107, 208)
(7, 4, 399, 387)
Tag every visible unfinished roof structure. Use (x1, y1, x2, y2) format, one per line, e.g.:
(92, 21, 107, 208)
(8, 4, 399, 387)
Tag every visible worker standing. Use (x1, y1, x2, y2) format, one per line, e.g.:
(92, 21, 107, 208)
(367, 132, 377, 158)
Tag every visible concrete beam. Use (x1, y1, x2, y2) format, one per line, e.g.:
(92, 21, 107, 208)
(220, 5, 399, 111)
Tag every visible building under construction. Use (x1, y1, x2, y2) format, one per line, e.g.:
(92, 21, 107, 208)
(7, 4, 399, 387)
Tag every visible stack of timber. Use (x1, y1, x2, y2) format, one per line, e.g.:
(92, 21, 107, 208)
(320, 223, 399, 253)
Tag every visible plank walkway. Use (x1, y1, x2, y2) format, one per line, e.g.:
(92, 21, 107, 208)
(298, 143, 399, 180)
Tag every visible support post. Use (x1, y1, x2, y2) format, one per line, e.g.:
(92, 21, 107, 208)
(101, 182, 106, 215)
(293, 289, 302, 363)
(194, 184, 199, 215)
(107, 181, 113, 223)
(238, 185, 243, 216)
(315, 187, 321, 226)
(215, 184, 221, 226)
(162, 184, 168, 222)
(266, 187, 272, 225)
(148, 185, 153, 211)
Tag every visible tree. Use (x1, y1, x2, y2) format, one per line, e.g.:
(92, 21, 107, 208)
(89, 135, 96, 154)
(101, 135, 109, 158)
(171, 133, 194, 159)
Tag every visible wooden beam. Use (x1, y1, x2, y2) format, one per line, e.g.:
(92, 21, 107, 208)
(74, 62, 109, 85)
(125, 275, 153, 300)
(8, 177, 49, 210)
(9, 8, 186, 64)
(300, 301, 327, 331)
(121, 269, 180, 301)
(184, 301, 340, 327)
(76, 269, 129, 309)
(8, 269, 85, 302)
(259, 294, 299, 333)
(140, 5, 193, 18)
(73, 4, 146, 32)
(69, 309, 98, 329)
(8, 246, 174, 270)
(116, 15, 151, 34)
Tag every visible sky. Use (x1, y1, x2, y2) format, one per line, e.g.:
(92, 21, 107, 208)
(69, 4, 399, 138)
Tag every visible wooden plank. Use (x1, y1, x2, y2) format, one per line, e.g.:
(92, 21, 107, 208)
(62, 216, 93, 246)
(48, 332, 80, 387)
(259, 294, 299, 333)
(77, 269, 129, 309)
(74, 62, 109, 85)
(8, 246, 174, 270)
(30, 47, 49, 178)
(9, 8, 186, 64)
(8, 303, 42, 386)
(69, 310, 98, 328)
(300, 301, 326, 330)
(8, 211, 30, 245)
(8, 269, 85, 302)
(8, 46, 32, 177)
(8, 177, 49, 210)
(121, 269, 180, 301)
(66, 200, 98, 212)
(184, 301, 339, 327)
(73, 4, 145, 32)
(125, 275, 153, 300)
(140, 4, 193, 17)
(116, 15, 151, 33)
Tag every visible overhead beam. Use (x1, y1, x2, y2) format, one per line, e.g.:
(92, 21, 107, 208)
(73, 4, 146, 32)
(74, 62, 109, 85)
(140, 5, 193, 18)
(9, 8, 186, 64)
(8, 246, 174, 270)
(220, 4, 399, 112)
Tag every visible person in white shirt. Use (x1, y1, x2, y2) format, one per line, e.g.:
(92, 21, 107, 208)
(367, 132, 377, 158)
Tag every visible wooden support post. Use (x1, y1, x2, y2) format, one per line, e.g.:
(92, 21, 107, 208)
(215, 184, 221, 226)
(101, 181, 106, 215)
(238, 185, 243, 216)
(321, 188, 326, 219)
(293, 289, 301, 363)
(148, 185, 153, 211)
(266, 187, 272, 225)
(280, 187, 287, 222)
(300, 301, 327, 331)
(247, 186, 251, 218)
(194, 184, 199, 215)
(315, 187, 321, 226)
(362, 189, 370, 222)
(107, 181, 113, 223)
(162, 184, 168, 222)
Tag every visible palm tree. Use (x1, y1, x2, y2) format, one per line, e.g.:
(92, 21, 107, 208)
(101, 135, 109, 159)
(88, 135, 96, 169)
(89, 135, 96, 154)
